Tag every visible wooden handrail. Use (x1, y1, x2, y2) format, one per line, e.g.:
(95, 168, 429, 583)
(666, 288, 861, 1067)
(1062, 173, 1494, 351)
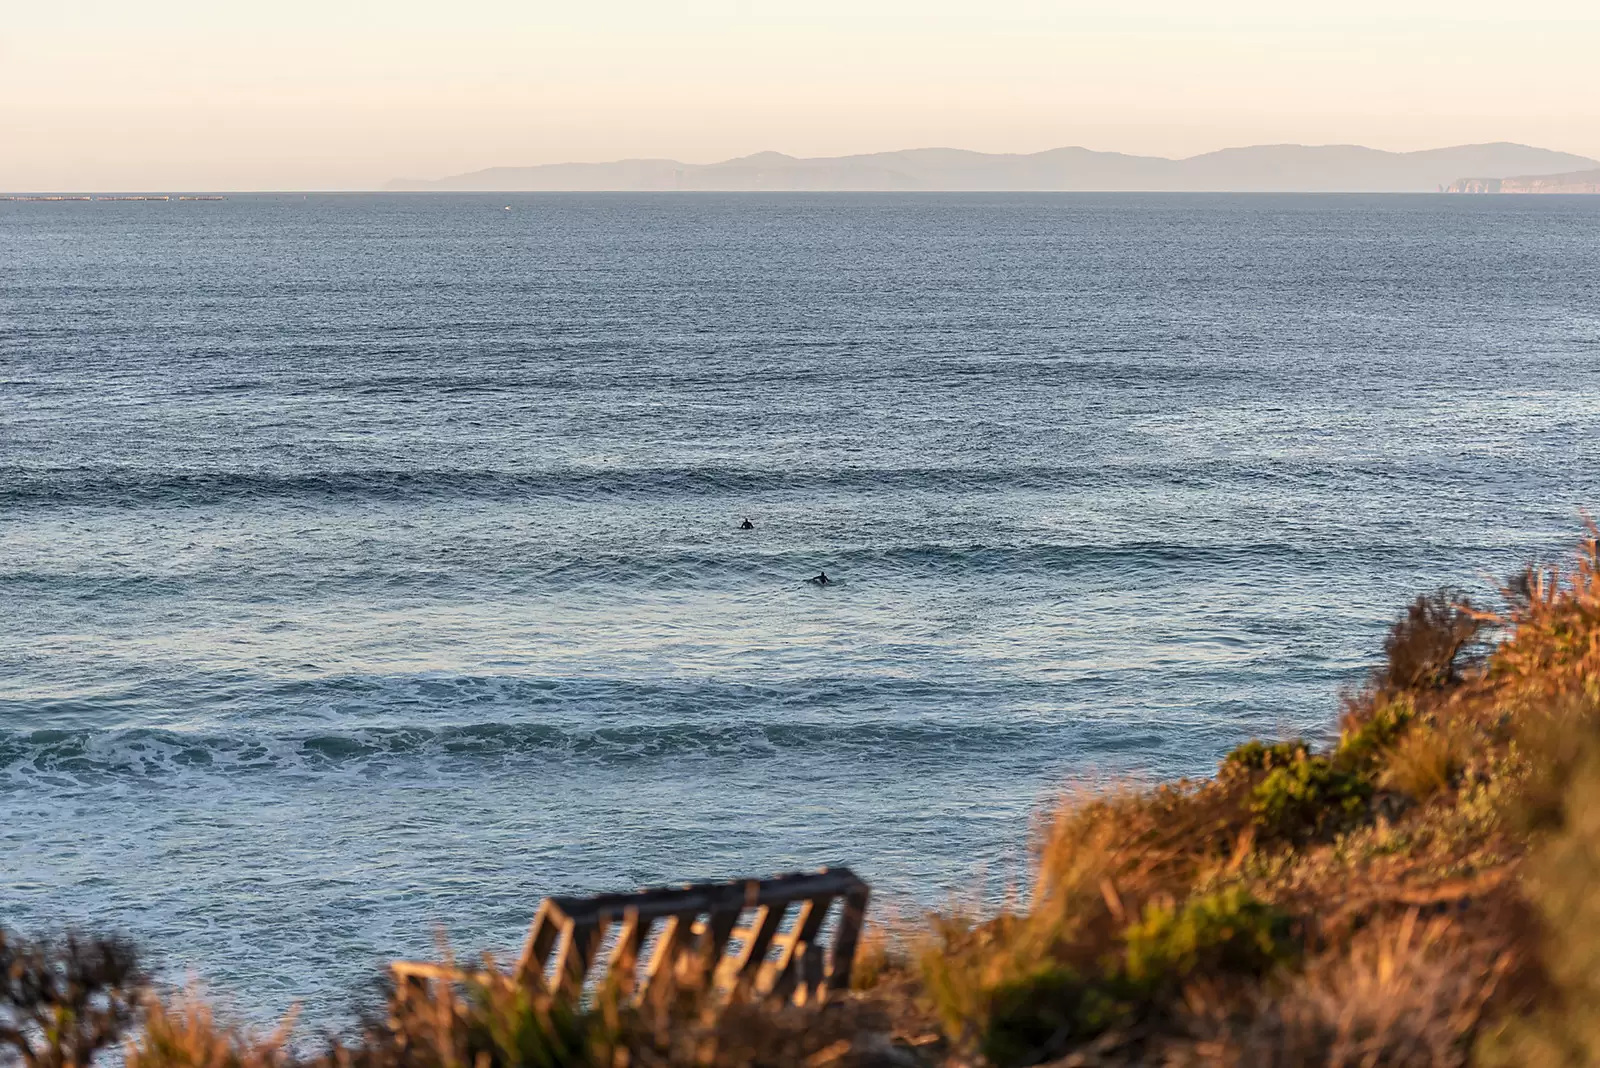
(391, 867, 870, 1010)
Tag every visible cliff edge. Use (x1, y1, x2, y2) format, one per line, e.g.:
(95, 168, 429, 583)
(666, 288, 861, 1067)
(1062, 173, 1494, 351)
(1448, 168, 1600, 193)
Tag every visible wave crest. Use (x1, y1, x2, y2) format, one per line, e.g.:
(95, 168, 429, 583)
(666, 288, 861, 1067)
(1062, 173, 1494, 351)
(0, 717, 1137, 787)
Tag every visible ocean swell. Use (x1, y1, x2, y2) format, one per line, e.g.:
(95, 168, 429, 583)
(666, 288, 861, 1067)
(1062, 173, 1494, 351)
(0, 716, 1134, 787)
(0, 458, 1400, 508)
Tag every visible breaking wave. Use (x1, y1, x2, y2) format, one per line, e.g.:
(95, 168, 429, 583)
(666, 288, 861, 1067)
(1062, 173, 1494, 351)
(0, 716, 1162, 787)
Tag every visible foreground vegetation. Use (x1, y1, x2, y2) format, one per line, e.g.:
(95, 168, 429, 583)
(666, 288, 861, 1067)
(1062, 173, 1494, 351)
(7, 529, 1600, 1067)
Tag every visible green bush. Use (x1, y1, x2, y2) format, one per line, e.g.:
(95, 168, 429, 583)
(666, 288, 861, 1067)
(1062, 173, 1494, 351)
(1336, 694, 1416, 768)
(977, 963, 1131, 1068)
(462, 979, 591, 1068)
(1220, 739, 1310, 778)
(1249, 754, 1372, 840)
(949, 890, 1298, 1066)
(1121, 888, 1296, 988)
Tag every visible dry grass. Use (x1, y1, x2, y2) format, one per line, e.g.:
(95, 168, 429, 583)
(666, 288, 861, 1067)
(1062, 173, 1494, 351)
(1172, 910, 1512, 1068)
(127, 992, 295, 1068)
(1378, 591, 1484, 692)
(332, 955, 598, 1068)
(324, 948, 913, 1068)
(1378, 721, 1463, 802)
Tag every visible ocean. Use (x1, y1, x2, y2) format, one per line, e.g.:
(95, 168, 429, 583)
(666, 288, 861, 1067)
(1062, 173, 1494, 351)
(3, 192, 1598, 1021)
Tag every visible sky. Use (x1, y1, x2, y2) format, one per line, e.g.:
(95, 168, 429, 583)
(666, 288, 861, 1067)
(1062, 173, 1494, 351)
(3, 0, 1598, 191)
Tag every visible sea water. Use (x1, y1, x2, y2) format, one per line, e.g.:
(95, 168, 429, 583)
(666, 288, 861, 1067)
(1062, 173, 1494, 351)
(3, 193, 1599, 1020)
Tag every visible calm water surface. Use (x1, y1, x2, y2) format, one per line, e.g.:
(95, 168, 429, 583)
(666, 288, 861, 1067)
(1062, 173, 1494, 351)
(3, 193, 1599, 1019)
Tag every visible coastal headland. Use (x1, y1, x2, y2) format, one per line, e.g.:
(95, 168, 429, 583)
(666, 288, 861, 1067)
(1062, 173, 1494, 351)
(1447, 168, 1600, 194)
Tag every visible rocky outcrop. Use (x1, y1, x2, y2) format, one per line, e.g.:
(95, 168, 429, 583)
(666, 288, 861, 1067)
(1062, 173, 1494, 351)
(1447, 168, 1600, 193)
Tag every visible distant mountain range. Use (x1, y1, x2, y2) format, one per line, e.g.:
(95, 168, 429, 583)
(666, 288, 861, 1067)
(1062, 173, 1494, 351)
(389, 143, 1598, 193)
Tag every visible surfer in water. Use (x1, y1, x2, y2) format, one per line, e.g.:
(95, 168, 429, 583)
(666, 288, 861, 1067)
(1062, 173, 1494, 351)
(808, 571, 831, 586)
(740, 517, 754, 530)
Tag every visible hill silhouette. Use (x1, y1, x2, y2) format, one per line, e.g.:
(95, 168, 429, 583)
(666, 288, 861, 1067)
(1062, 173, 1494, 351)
(389, 142, 1597, 192)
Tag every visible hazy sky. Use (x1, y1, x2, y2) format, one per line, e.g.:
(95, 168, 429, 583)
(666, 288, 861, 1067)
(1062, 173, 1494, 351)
(4, 0, 1597, 190)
